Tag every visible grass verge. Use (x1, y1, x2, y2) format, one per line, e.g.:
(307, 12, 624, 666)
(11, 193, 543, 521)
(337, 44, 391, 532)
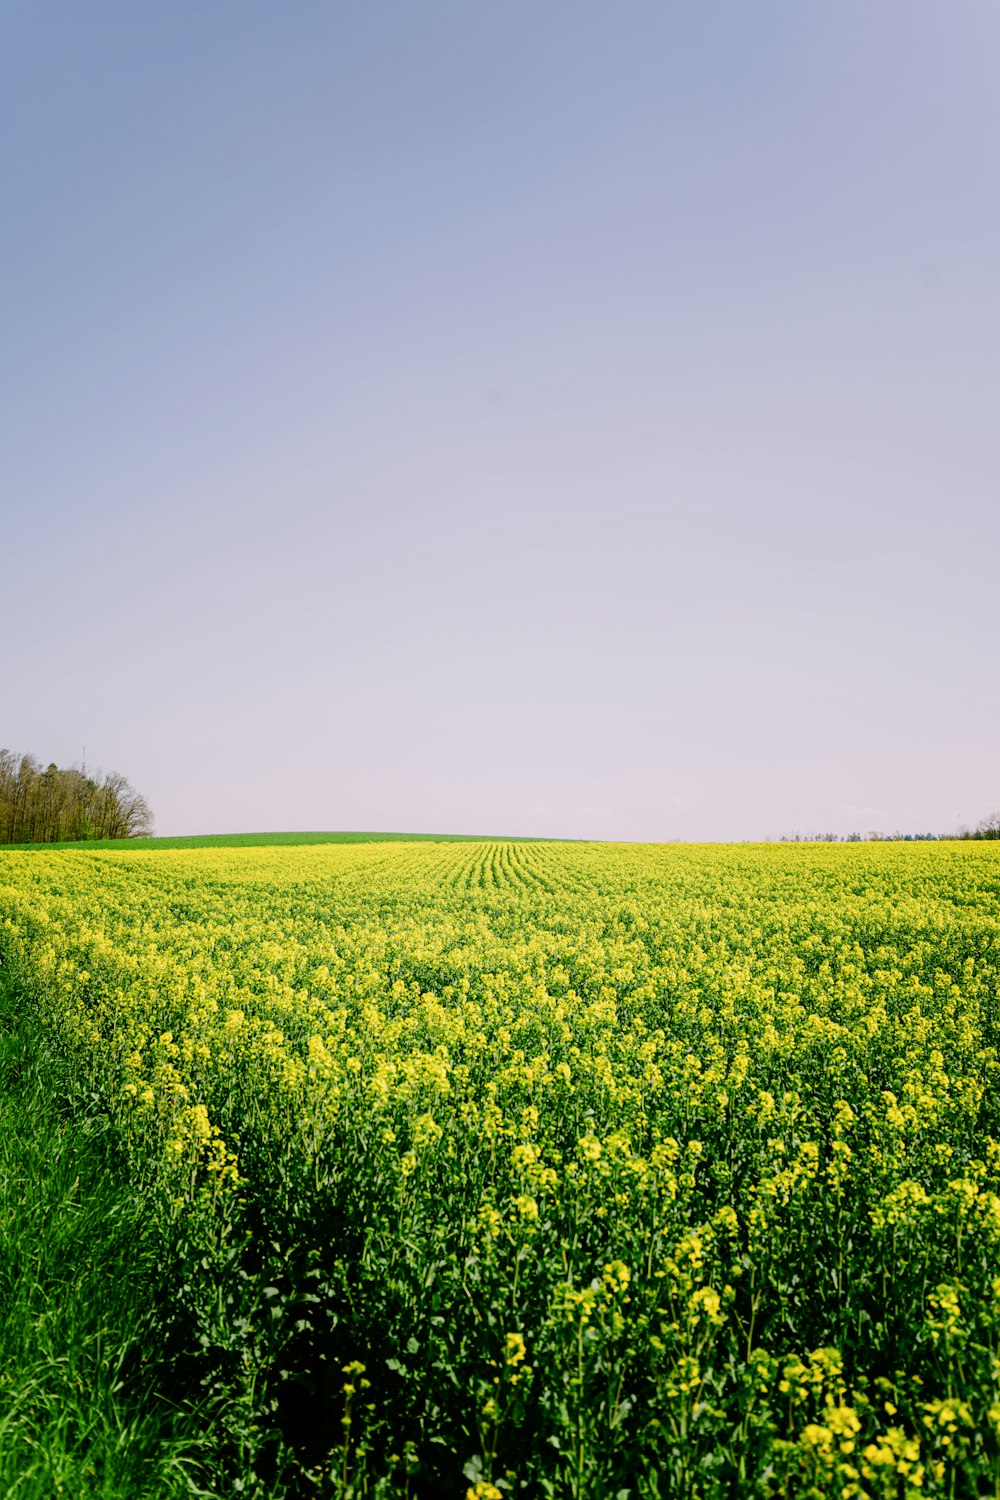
(0, 962, 218, 1498)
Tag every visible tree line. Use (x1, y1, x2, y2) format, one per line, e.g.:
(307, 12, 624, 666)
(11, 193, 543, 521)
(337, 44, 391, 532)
(0, 750, 153, 844)
(955, 811, 1000, 840)
(780, 814, 1000, 843)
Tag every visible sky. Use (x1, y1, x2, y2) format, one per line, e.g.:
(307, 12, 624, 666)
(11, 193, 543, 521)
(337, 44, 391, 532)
(3, 1, 998, 841)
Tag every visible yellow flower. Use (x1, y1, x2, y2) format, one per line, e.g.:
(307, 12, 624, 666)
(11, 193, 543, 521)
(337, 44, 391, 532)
(505, 1332, 527, 1365)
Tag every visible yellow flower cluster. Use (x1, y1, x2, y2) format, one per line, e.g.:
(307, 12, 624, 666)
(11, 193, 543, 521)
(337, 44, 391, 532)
(1, 836, 999, 1491)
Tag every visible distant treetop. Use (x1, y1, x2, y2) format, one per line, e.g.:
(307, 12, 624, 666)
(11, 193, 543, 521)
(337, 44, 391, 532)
(956, 811, 1000, 841)
(0, 750, 152, 845)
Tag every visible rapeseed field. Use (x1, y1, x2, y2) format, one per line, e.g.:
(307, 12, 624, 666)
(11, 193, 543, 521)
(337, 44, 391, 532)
(1, 839, 999, 1497)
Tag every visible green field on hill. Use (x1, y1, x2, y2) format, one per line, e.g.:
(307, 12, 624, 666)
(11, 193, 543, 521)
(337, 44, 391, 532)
(4, 828, 549, 852)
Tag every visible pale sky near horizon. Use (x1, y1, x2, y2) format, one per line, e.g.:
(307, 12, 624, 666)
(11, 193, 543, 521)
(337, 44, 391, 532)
(3, 2, 998, 841)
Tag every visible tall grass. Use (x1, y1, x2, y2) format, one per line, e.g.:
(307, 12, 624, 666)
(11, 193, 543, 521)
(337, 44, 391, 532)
(0, 967, 216, 1498)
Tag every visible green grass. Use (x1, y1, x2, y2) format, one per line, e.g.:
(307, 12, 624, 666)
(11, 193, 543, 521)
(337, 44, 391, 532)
(1, 829, 550, 853)
(0, 967, 213, 1498)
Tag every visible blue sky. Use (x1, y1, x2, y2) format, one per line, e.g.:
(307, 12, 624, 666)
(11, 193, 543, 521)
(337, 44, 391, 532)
(3, 2, 998, 839)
